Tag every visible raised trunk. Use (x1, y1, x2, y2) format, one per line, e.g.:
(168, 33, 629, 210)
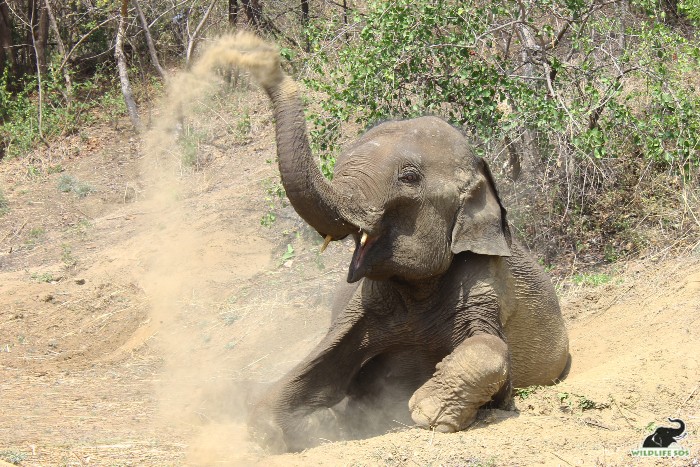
(667, 418, 685, 437)
(265, 76, 354, 239)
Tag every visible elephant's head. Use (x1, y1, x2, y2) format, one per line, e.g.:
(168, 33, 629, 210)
(226, 34, 511, 283)
(657, 418, 686, 443)
(331, 117, 512, 283)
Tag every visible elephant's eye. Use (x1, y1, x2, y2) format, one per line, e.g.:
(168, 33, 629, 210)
(399, 170, 420, 184)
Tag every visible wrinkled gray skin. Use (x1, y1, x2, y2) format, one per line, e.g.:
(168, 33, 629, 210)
(233, 35, 569, 453)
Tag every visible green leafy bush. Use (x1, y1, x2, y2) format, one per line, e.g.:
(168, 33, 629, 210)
(58, 174, 95, 198)
(0, 65, 122, 159)
(306, 0, 699, 172)
(304, 0, 700, 263)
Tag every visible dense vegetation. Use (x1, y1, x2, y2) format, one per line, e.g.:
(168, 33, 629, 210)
(1, 0, 698, 269)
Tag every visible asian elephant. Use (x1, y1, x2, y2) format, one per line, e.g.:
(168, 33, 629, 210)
(219, 34, 569, 452)
(643, 418, 686, 448)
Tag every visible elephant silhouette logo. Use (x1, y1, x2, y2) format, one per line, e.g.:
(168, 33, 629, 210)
(642, 418, 687, 448)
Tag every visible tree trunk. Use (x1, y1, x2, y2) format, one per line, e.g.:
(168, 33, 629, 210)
(25, 0, 49, 142)
(45, 0, 72, 95)
(511, 16, 544, 182)
(35, 0, 49, 77)
(241, 0, 262, 28)
(342, 0, 349, 40)
(300, 0, 309, 51)
(300, 0, 309, 27)
(660, 0, 680, 22)
(115, 0, 141, 130)
(24, 0, 36, 73)
(228, 0, 239, 26)
(22, 0, 48, 75)
(133, 0, 166, 79)
(0, 2, 13, 74)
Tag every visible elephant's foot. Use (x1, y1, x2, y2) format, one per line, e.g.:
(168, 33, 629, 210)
(248, 410, 287, 453)
(248, 404, 343, 453)
(408, 334, 510, 432)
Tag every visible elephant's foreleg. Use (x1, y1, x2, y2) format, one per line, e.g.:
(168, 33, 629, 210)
(343, 350, 436, 437)
(408, 334, 511, 432)
(248, 312, 376, 452)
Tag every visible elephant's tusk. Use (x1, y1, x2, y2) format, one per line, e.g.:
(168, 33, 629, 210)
(360, 231, 368, 247)
(320, 235, 333, 253)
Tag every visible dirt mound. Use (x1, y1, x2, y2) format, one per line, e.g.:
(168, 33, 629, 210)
(1, 82, 699, 465)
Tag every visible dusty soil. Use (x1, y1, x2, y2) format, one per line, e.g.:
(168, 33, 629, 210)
(1, 84, 699, 467)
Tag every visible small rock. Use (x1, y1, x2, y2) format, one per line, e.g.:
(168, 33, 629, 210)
(42, 294, 54, 302)
(75, 278, 86, 285)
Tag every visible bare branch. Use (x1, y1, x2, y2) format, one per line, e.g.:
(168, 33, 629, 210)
(58, 16, 117, 74)
(115, 0, 141, 130)
(545, 0, 622, 51)
(148, 0, 191, 29)
(185, 0, 216, 64)
(133, 0, 166, 79)
(45, 0, 72, 94)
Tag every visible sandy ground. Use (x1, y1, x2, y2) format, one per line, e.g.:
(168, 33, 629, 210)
(0, 82, 699, 467)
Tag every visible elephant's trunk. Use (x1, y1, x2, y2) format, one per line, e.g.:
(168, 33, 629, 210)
(264, 76, 354, 239)
(218, 33, 370, 240)
(266, 74, 354, 239)
(667, 418, 686, 437)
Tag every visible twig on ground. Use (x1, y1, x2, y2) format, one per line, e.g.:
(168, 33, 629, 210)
(677, 385, 698, 413)
(239, 354, 269, 371)
(73, 206, 94, 220)
(610, 397, 635, 428)
(583, 418, 611, 430)
(1, 219, 28, 243)
(392, 419, 413, 429)
(71, 451, 86, 466)
(550, 450, 573, 466)
(105, 212, 149, 221)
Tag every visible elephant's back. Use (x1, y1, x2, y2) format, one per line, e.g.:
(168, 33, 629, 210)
(496, 241, 569, 387)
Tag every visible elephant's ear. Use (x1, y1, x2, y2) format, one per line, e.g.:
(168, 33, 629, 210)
(451, 158, 512, 257)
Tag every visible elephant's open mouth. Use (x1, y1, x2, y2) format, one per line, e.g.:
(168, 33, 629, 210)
(348, 230, 377, 283)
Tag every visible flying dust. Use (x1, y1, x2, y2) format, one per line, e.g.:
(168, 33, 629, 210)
(135, 34, 297, 465)
(135, 33, 418, 464)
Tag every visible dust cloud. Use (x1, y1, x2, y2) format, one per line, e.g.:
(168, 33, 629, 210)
(135, 33, 409, 464)
(136, 34, 280, 465)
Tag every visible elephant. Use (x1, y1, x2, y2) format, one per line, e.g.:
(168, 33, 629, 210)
(220, 33, 570, 452)
(643, 418, 686, 448)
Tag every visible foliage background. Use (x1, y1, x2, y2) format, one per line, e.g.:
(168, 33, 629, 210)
(0, 0, 698, 270)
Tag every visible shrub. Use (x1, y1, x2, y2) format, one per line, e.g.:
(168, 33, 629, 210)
(58, 174, 95, 198)
(304, 0, 700, 264)
(0, 190, 8, 216)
